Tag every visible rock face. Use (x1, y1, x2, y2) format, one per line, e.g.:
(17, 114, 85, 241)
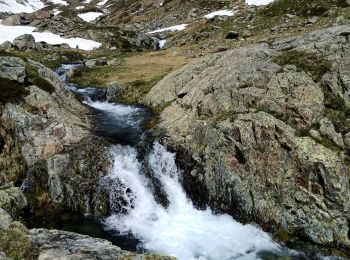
(0, 56, 111, 216)
(144, 25, 350, 251)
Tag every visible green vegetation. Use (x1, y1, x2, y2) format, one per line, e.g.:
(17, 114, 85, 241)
(260, 0, 348, 18)
(0, 77, 29, 103)
(25, 64, 55, 93)
(0, 222, 39, 259)
(115, 76, 164, 105)
(274, 50, 332, 80)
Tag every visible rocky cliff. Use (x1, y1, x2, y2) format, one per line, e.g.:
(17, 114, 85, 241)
(144, 25, 350, 254)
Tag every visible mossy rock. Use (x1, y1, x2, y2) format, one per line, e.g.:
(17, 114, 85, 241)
(0, 222, 39, 259)
(0, 77, 29, 103)
(25, 64, 55, 94)
(274, 50, 332, 81)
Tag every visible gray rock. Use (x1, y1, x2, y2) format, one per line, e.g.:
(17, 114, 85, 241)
(1, 15, 22, 26)
(28, 229, 174, 260)
(0, 56, 26, 83)
(0, 208, 12, 230)
(107, 58, 121, 66)
(143, 25, 350, 251)
(319, 117, 344, 147)
(85, 58, 107, 68)
(0, 41, 14, 51)
(106, 82, 126, 101)
(13, 34, 35, 51)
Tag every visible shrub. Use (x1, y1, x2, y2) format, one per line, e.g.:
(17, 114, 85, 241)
(0, 77, 29, 103)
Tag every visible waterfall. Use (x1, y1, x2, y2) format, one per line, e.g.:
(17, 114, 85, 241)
(99, 143, 291, 260)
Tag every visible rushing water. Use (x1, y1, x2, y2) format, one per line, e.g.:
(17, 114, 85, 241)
(51, 64, 331, 260)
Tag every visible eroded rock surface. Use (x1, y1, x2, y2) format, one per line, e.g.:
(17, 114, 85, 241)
(143, 25, 350, 251)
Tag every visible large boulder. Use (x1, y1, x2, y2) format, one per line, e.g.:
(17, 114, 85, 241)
(0, 56, 26, 83)
(143, 25, 350, 251)
(13, 34, 35, 51)
(1, 15, 22, 26)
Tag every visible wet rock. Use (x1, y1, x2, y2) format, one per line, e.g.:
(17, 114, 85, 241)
(13, 34, 35, 51)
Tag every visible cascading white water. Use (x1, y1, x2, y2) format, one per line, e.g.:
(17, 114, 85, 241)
(101, 143, 288, 260)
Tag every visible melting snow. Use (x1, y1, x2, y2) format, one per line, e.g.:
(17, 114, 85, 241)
(0, 0, 45, 13)
(204, 10, 236, 19)
(78, 12, 104, 22)
(53, 9, 61, 15)
(147, 24, 188, 34)
(245, 0, 274, 5)
(0, 24, 102, 50)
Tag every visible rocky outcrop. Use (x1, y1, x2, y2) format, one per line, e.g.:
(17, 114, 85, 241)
(28, 229, 175, 260)
(0, 55, 112, 216)
(143, 25, 350, 253)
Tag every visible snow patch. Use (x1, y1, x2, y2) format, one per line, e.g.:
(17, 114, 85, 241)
(76, 6, 85, 10)
(0, 0, 45, 13)
(50, 0, 68, 6)
(53, 9, 61, 15)
(0, 23, 102, 50)
(97, 0, 108, 6)
(245, 0, 274, 5)
(147, 24, 188, 34)
(78, 12, 104, 22)
(204, 9, 236, 19)
(159, 39, 166, 48)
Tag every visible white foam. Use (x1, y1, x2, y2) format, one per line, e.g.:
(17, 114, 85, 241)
(102, 143, 285, 260)
(84, 101, 140, 116)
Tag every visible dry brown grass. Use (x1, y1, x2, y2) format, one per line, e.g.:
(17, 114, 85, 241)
(72, 50, 189, 87)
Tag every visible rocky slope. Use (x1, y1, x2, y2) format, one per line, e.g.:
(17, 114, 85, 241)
(0, 55, 171, 259)
(143, 24, 350, 255)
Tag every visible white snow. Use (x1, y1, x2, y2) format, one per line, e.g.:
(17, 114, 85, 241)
(84, 0, 92, 3)
(78, 12, 104, 22)
(147, 24, 188, 34)
(50, 0, 68, 6)
(159, 39, 166, 48)
(204, 9, 236, 19)
(76, 6, 85, 10)
(53, 9, 61, 15)
(245, 0, 274, 5)
(0, 23, 102, 50)
(97, 0, 108, 6)
(0, 0, 45, 13)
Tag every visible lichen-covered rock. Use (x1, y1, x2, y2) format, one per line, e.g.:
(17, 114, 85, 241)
(13, 34, 35, 51)
(143, 25, 350, 252)
(0, 56, 26, 83)
(0, 183, 27, 215)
